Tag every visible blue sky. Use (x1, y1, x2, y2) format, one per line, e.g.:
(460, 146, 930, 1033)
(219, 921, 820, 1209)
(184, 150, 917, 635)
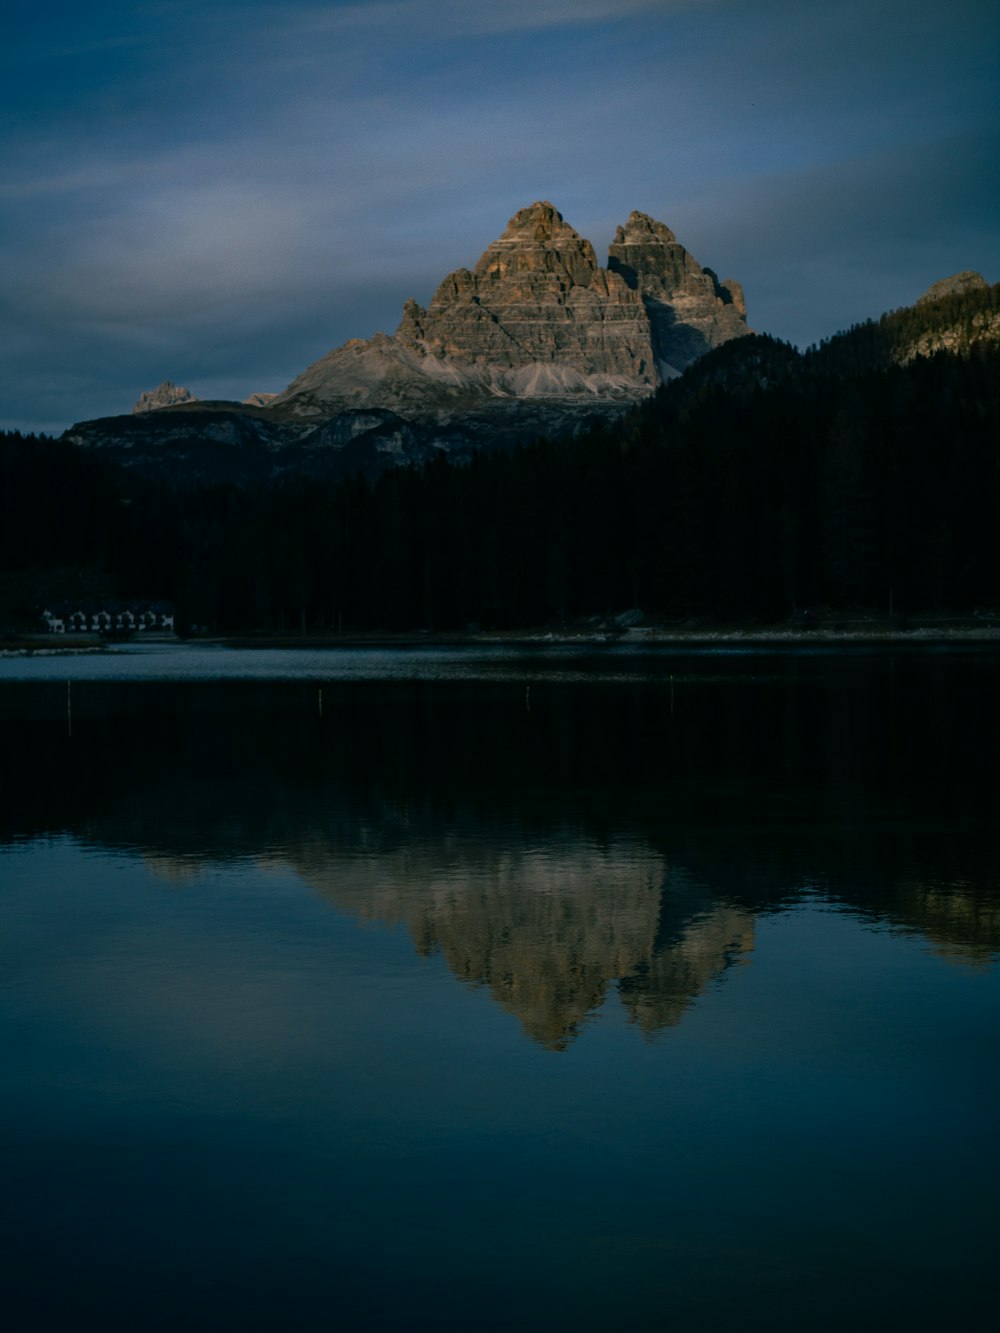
(2, 0, 998, 432)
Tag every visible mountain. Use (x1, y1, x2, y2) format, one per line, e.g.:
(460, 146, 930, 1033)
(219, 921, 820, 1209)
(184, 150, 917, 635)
(64, 202, 750, 483)
(270, 201, 749, 419)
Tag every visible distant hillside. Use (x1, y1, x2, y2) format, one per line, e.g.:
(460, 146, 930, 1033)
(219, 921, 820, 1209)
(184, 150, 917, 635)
(805, 272, 999, 374)
(643, 273, 999, 401)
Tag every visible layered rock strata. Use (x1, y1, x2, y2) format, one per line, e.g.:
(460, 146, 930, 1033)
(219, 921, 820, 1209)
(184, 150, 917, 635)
(269, 201, 751, 418)
(607, 210, 749, 375)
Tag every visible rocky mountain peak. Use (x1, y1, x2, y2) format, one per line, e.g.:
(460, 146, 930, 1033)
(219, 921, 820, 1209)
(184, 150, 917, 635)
(133, 381, 197, 414)
(267, 202, 751, 418)
(917, 271, 988, 305)
(469, 200, 599, 287)
(608, 208, 749, 373)
(388, 200, 646, 387)
(612, 210, 678, 247)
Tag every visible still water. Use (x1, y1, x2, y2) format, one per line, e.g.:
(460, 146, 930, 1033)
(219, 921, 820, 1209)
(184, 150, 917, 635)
(1, 646, 998, 1330)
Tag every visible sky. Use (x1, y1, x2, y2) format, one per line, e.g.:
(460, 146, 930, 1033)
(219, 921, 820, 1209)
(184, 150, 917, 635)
(2, 0, 998, 433)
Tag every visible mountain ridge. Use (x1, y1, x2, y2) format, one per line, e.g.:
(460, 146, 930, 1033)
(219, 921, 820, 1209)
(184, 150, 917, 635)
(60, 202, 996, 487)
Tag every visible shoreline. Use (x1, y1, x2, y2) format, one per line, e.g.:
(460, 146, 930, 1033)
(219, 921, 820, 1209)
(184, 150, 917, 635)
(5, 623, 1000, 656)
(219, 619, 1000, 648)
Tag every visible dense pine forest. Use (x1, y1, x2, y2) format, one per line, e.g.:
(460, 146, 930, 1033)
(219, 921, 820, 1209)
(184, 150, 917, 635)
(3, 287, 999, 636)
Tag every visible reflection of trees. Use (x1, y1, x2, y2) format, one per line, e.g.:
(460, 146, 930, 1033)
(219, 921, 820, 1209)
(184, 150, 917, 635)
(868, 879, 1000, 969)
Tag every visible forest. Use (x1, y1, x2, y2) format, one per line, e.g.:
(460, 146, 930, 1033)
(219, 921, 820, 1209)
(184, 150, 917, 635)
(2, 289, 999, 636)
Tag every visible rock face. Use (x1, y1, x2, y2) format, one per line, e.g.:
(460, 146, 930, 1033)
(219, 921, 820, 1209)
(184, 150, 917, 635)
(607, 211, 749, 376)
(132, 381, 197, 414)
(917, 270, 988, 305)
(269, 201, 750, 418)
(396, 202, 654, 383)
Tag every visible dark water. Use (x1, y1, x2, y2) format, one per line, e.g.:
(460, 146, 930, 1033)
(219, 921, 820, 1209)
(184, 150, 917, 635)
(1, 647, 998, 1330)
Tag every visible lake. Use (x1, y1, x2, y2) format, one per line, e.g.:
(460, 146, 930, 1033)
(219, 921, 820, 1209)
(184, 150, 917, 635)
(1, 644, 998, 1330)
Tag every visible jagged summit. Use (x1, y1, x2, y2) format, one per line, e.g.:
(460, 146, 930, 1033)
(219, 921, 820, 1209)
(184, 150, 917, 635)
(608, 210, 748, 374)
(133, 381, 197, 414)
(609, 209, 746, 316)
(470, 200, 600, 283)
(268, 202, 750, 418)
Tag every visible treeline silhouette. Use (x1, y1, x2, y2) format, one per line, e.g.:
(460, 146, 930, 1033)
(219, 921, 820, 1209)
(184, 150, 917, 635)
(3, 303, 999, 633)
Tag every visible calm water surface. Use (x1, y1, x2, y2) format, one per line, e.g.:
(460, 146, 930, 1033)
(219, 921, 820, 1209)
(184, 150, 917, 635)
(1, 647, 998, 1330)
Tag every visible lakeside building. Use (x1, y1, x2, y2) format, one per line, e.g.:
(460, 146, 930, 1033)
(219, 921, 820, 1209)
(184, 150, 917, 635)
(40, 602, 175, 636)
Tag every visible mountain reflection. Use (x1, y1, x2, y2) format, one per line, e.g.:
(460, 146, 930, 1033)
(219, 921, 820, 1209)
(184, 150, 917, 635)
(291, 838, 754, 1046)
(1, 665, 998, 1044)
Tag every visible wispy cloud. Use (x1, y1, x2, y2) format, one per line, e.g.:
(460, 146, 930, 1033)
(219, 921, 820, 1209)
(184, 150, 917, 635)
(285, 0, 718, 38)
